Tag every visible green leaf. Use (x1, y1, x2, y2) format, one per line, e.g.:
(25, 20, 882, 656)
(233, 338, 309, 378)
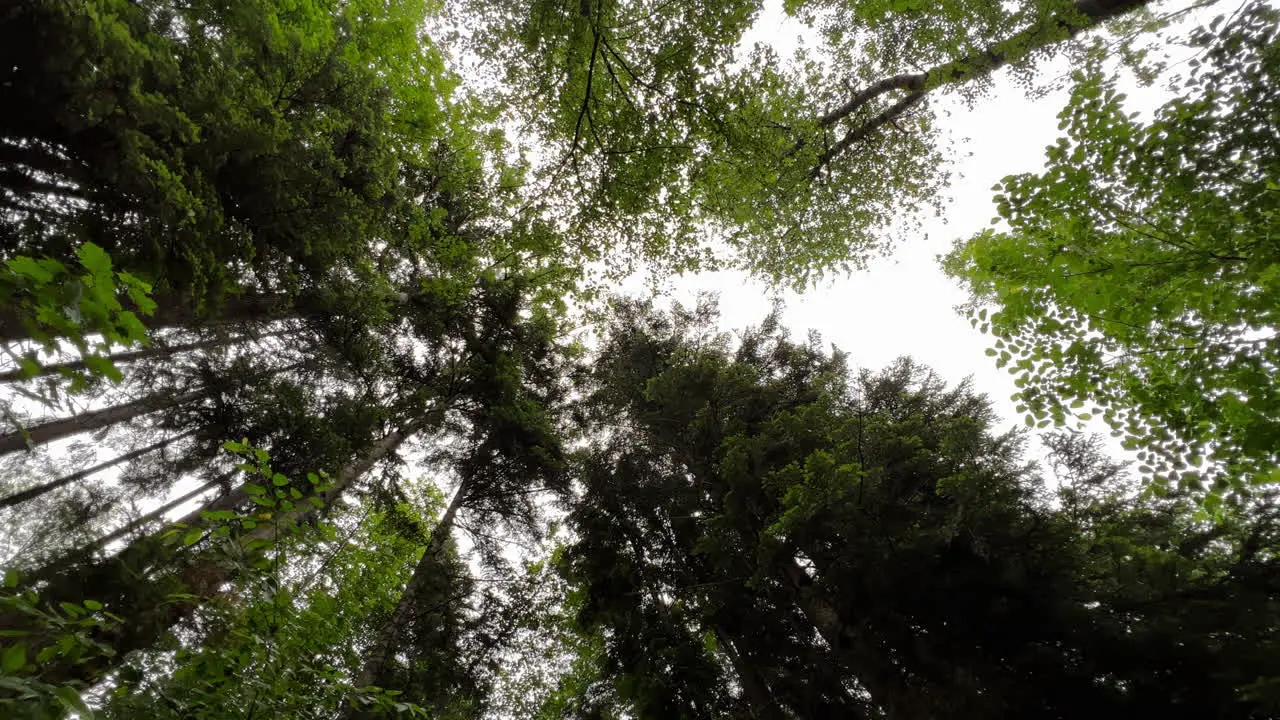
(117, 271, 157, 316)
(1, 643, 26, 673)
(82, 599, 103, 611)
(54, 685, 94, 719)
(272, 473, 290, 486)
(7, 256, 57, 284)
(113, 311, 148, 343)
(116, 271, 152, 294)
(76, 242, 113, 278)
(1204, 492, 1223, 512)
(81, 355, 124, 384)
(182, 529, 204, 546)
(17, 356, 41, 379)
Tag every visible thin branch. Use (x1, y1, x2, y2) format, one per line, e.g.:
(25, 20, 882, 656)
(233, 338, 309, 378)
(569, 1, 605, 176)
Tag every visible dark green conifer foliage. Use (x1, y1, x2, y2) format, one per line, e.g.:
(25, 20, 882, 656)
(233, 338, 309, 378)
(0, 0, 456, 309)
(563, 300, 1280, 719)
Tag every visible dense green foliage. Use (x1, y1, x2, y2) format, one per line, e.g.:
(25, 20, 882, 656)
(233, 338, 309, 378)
(945, 3, 1280, 499)
(0, 0, 1277, 718)
(564, 300, 1279, 719)
(450, 0, 1160, 286)
(2, 0, 444, 292)
(1, 241, 155, 400)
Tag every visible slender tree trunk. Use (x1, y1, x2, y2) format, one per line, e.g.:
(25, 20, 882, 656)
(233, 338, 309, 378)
(0, 292, 294, 343)
(714, 627, 791, 720)
(0, 389, 208, 457)
(780, 556, 905, 719)
(21, 420, 423, 689)
(0, 338, 219, 383)
(172, 479, 244, 527)
(814, 0, 1148, 170)
(0, 328, 297, 383)
(0, 430, 197, 508)
(25, 471, 235, 585)
(0, 282, 422, 345)
(77, 471, 234, 556)
(346, 477, 468, 710)
(0, 359, 306, 457)
(238, 420, 427, 548)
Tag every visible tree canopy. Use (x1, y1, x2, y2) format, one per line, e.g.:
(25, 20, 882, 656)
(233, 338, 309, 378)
(1, 0, 1277, 718)
(945, 2, 1280, 500)
(449, 0, 1166, 286)
(563, 299, 1279, 719)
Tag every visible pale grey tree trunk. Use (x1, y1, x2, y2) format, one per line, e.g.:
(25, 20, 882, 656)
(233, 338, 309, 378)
(345, 476, 468, 710)
(0, 429, 197, 508)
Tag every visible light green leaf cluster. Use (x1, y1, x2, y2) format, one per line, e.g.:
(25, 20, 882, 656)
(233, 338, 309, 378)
(2, 242, 155, 396)
(944, 5, 1280, 498)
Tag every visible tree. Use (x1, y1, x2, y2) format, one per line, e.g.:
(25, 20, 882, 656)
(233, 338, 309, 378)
(0, 264, 577, 693)
(91, 486, 460, 720)
(0, 338, 322, 570)
(0, 0, 465, 308)
(485, 553, 633, 720)
(345, 275, 571, 717)
(563, 299, 1280, 719)
(0, 0, 585, 714)
(943, 2, 1280, 499)
(4, 1, 1278, 718)
(450, 0, 1165, 287)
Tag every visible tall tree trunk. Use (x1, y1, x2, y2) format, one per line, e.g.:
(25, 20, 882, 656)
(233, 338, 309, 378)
(0, 389, 209, 457)
(0, 430, 197, 508)
(345, 477, 468, 712)
(0, 328, 297, 383)
(24, 470, 235, 585)
(0, 359, 306, 456)
(237, 419, 428, 548)
(780, 556, 907, 719)
(75, 471, 234, 558)
(714, 627, 792, 720)
(18, 420, 423, 689)
(780, 558, 846, 649)
(0, 292, 294, 343)
(0, 282, 422, 345)
(172, 478, 245, 527)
